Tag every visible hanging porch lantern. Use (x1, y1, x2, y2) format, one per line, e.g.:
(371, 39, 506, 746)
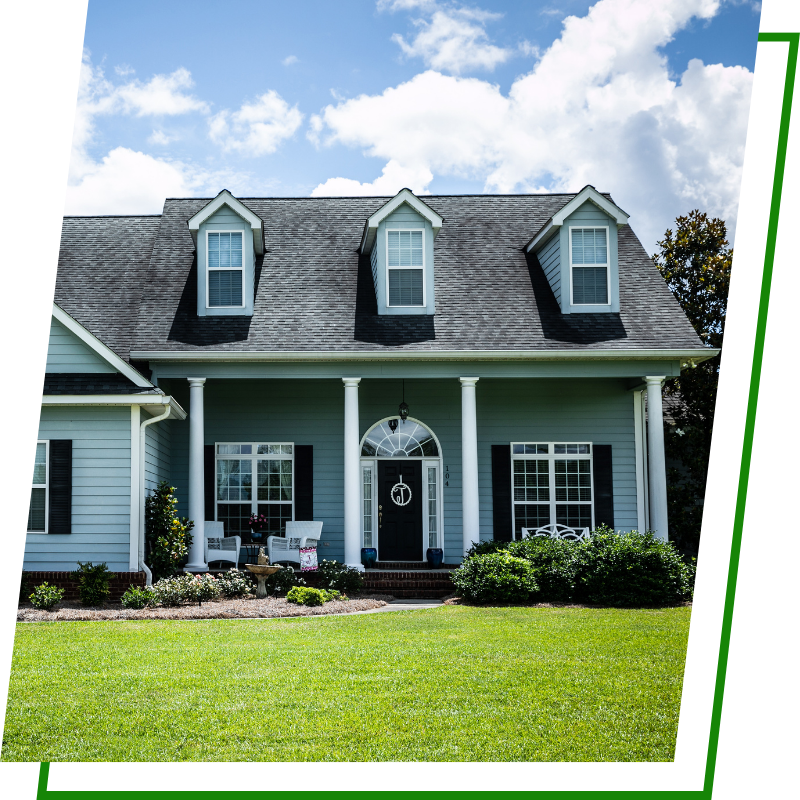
(399, 379, 409, 421)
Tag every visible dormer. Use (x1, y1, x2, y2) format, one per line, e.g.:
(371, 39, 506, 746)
(188, 190, 264, 317)
(525, 185, 629, 314)
(360, 189, 443, 316)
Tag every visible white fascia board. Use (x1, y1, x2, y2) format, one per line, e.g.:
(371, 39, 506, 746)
(187, 190, 264, 255)
(130, 348, 719, 364)
(551, 185, 630, 227)
(525, 220, 557, 253)
(52, 304, 153, 388)
(41, 394, 187, 419)
(360, 189, 444, 254)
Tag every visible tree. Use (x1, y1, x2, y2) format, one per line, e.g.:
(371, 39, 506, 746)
(145, 481, 194, 581)
(652, 211, 732, 553)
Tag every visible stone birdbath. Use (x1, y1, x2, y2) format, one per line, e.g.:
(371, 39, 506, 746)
(246, 547, 282, 598)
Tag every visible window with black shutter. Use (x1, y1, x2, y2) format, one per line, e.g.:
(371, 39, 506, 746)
(47, 440, 72, 535)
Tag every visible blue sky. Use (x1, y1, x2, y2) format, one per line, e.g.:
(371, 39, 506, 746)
(69, 0, 761, 252)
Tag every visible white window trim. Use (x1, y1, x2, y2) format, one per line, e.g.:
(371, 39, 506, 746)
(205, 230, 246, 310)
(423, 459, 442, 551)
(568, 225, 611, 307)
(28, 440, 49, 534)
(385, 227, 426, 308)
(510, 442, 595, 540)
(214, 442, 295, 525)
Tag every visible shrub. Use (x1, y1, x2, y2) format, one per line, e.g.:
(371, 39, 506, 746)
(216, 569, 255, 597)
(145, 482, 194, 581)
(465, 539, 511, 558)
(69, 561, 113, 606)
(19, 572, 31, 604)
(507, 537, 579, 601)
(270, 565, 306, 596)
(320, 589, 343, 602)
(29, 583, 65, 611)
(451, 552, 539, 603)
(151, 574, 196, 607)
(316, 560, 364, 594)
(121, 586, 156, 609)
(573, 527, 695, 607)
(286, 586, 324, 606)
(187, 574, 222, 604)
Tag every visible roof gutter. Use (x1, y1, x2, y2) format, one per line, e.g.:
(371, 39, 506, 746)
(42, 395, 188, 418)
(130, 348, 719, 365)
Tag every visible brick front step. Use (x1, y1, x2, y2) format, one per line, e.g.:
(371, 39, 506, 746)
(371, 561, 459, 571)
(362, 568, 455, 599)
(21, 571, 146, 603)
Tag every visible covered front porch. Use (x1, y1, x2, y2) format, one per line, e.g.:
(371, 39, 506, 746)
(145, 358, 673, 574)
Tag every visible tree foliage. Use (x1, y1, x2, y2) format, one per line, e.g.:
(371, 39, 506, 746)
(652, 210, 732, 552)
(145, 481, 194, 581)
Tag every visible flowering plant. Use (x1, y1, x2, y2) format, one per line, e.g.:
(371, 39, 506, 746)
(145, 482, 194, 581)
(248, 513, 271, 533)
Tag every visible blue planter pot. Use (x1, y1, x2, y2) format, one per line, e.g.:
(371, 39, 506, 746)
(426, 548, 444, 569)
(361, 548, 378, 569)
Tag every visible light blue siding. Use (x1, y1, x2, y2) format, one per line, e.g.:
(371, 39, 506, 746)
(370, 240, 379, 298)
(144, 413, 171, 494)
(46, 317, 116, 373)
(24, 406, 132, 571)
(559, 201, 620, 314)
(535, 232, 561, 304)
(197, 206, 255, 317)
(163, 376, 638, 564)
(373, 204, 435, 316)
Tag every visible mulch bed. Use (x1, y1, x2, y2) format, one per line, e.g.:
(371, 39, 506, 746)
(17, 596, 389, 623)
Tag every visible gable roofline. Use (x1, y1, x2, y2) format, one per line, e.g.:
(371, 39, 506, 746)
(187, 189, 265, 255)
(525, 185, 630, 253)
(359, 189, 444, 254)
(52, 303, 154, 388)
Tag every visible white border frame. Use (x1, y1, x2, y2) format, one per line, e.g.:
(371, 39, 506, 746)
(205, 230, 246, 310)
(510, 442, 595, 538)
(568, 226, 612, 307)
(214, 442, 295, 531)
(27, 439, 49, 535)
(385, 228, 426, 309)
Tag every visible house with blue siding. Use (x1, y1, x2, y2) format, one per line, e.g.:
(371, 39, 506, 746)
(25, 186, 715, 581)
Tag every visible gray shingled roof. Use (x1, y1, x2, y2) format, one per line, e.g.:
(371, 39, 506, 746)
(54, 194, 704, 359)
(42, 373, 160, 395)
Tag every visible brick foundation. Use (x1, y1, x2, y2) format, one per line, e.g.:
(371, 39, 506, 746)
(21, 571, 146, 603)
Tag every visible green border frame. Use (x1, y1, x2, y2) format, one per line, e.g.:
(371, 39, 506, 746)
(31, 31, 798, 799)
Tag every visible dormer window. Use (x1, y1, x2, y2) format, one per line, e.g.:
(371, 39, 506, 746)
(570, 227, 609, 305)
(207, 232, 244, 308)
(388, 230, 424, 306)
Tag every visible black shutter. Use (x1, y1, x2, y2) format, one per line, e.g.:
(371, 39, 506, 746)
(593, 444, 614, 529)
(491, 444, 513, 542)
(294, 445, 314, 521)
(204, 444, 215, 521)
(48, 440, 72, 534)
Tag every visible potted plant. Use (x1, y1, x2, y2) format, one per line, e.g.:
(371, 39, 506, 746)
(248, 513, 270, 541)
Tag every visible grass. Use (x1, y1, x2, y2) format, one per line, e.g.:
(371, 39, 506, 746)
(2, 605, 690, 762)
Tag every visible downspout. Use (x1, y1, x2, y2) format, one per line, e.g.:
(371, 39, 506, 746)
(139, 404, 173, 585)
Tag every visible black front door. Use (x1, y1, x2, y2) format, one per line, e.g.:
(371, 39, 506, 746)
(378, 461, 423, 561)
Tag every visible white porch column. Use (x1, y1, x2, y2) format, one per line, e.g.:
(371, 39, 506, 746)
(343, 378, 364, 570)
(645, 376, 669, 541)
(185, 377, 208, 572)
(460, 377, 480, 557)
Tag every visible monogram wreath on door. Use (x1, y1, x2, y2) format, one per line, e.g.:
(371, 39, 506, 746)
(390, 475, 412, 506)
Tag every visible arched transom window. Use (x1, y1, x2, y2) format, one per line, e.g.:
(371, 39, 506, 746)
(361, 419, 439, 458)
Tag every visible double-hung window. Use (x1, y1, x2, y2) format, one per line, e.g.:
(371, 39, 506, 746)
(570, 228, 609, 305)
(215, 443, 293, 542)
(207, 231, 244, 308)
(387, 229, 424, 306)
(28, 441, 48, 532)
(511, 443, 594, 539)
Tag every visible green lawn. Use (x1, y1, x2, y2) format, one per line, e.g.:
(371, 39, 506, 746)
(2, 606, 690, 762)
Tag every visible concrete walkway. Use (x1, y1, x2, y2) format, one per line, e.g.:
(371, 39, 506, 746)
(355, 599, 444, 614)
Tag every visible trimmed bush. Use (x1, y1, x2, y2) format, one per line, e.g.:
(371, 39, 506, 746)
(145, 482, 194, 581)
(316, 560, 364, 594)
(121, 586, 156, 609)
(507, 537, 578, 602)
(69, 561, 113, 606)
(187, 574, 222, 604)
(286, 586, 324, 606)
(216, 569, 255, 597)
(573, 527, 695, 607)
(465, 539, 511, 558)
(151, 574, 196, 607)
(451, 552, 539, 603)
(29, 583, 65, 611)
(265, 564, 306, 596)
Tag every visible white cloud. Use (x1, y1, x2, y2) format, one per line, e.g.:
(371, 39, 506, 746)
(390, 5, 512, 74)
(114, 63, 135, 77)
(147, 129, 176, 146)
(311, 160, 433, 196)
(311, 0, 752, 251)
(282, 55, 299, 66)
(114, 67, 209, 116)
(209, 91, 304, 156)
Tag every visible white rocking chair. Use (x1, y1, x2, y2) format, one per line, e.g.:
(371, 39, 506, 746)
(522, 523, 590, 542)
(204, 521, 242, 567)
(267, 521, 323, 565)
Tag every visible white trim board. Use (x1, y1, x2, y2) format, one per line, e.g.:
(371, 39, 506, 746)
(187, 190, 264, 255)
(41, 395, 187, 420)
(51, 303, 153, 388)
(360, 189, 443, 254)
